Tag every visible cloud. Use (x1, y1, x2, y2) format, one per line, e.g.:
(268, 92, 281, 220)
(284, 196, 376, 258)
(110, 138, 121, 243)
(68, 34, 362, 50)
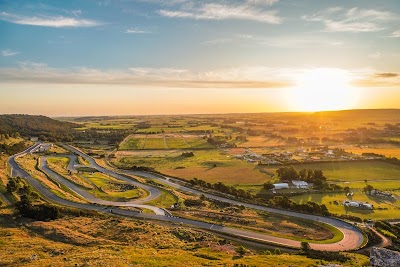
(158, 2, 283, 24)
(203, 34, 344, 48)
(353, 70, 400, 87)
(0, 12, 101, 27)
(368, 52, 381, 59)
(246, 0, 279, 5)
(374, 72, 398, 78)
(0, 62, 292, 89)
(1, 49, 19, 57)
(390, 30, 400, 37)
(71, 9, 82, 17)
(303, 7, 397, 32)
(124, 28, 151, 34)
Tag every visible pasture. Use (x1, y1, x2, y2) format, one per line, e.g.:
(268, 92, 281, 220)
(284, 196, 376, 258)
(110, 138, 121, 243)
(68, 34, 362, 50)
(113, 149, 273, 185)
(262, 160, 400, 182)
(290, 191, 400, 220)
(119, 134, 211, 150)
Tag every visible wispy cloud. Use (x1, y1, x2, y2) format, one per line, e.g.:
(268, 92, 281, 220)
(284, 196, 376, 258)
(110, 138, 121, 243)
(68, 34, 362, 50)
(1, 49, 19, 57)
(368, 52, 381, 59)
(158, 1, 283, 24)
(353, 70, 400, 87)
(375, 72, 398, 78)
(390, 30, 400, 37)
(302, 7, 397, 32)
(0, 62, 292, 89)
(0, 12, 101, 27)
(124, 28, 151, 34)
(1, 62, 398, 89)
(203, 34, 344, 48)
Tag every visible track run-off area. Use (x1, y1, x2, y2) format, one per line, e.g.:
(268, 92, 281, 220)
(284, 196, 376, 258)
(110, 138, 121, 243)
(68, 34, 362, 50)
(7, 143, 365, 252)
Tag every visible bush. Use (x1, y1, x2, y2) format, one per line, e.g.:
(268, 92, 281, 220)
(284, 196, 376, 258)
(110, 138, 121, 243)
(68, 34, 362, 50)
(15, 195, 60, 221)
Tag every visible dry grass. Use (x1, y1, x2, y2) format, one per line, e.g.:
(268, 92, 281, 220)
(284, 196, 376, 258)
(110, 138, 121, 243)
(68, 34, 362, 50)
(0, 209, 369, 267)
(46, 157, 94, 189)
(15, 155, 84, 203)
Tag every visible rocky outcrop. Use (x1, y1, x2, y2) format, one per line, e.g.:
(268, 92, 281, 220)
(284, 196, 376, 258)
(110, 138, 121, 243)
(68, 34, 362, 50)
(370, 247, 400, 267)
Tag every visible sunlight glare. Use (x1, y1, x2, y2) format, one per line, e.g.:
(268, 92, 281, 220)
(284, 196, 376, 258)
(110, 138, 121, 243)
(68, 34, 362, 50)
(286, 68, 359, 112)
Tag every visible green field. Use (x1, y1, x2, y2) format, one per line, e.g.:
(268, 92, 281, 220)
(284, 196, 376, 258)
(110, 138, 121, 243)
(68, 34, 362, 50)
(166, 137, 188, 149)
(144, 137, 167, 149)
(263, 160, 400, 182)
(119, 137, 146, 150)
(290, 191, 400, 220)
(114, 149, 273, 185)
(81, 172, 144, 201)
(144, 188, 178, 208)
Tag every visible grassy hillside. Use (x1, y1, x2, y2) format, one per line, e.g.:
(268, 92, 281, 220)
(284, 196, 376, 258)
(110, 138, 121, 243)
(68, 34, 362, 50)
(0, 114, 78, 140)
(0, 209, 369, 267)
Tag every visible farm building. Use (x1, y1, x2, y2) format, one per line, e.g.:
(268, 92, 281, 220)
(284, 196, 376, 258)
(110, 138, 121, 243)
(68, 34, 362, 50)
(292, 180, 309, 189)
(343, 200, 373, 210)
(273, 183, 289, 189)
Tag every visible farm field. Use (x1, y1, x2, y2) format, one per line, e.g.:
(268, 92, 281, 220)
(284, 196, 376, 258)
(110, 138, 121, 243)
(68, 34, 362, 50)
(144, 137, 167, 149)
(236, 137, 286, 147)
(165, 135, 188, 149)
(290, 191, 400, 220)
(119, 134, 212, 150)
(113, 149, 273, 185)
(119, 134, 147, 150)
(262, 160, 400, 182)
(344, 143, 400, 158)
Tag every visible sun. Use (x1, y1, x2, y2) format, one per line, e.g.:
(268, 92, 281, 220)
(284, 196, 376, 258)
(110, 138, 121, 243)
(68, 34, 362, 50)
(286, 68, 359, 112)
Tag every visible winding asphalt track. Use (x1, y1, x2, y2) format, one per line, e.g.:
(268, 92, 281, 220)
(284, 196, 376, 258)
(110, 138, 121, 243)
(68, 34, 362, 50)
(8, 143, 365, 251)
(39, 156, 166, 215)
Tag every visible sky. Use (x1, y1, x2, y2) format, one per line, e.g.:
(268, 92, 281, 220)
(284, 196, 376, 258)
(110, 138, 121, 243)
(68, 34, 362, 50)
(0, 0, 399, 116)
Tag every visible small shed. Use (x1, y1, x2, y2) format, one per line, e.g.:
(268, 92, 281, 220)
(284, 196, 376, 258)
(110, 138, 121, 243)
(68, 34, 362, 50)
(273, 183, 289, 189)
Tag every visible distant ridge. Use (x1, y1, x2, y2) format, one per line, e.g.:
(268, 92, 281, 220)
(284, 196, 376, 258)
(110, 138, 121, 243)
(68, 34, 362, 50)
(0, 114, 78, 136)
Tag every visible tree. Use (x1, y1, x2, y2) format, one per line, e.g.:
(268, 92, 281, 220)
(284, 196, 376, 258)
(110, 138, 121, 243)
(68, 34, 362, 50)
(263, 183, 274, 190)
(301, 242, 311, 252)
(364, 184, 374, 192)
(236, 246, 247, 257)
(6, 178, 19, 193)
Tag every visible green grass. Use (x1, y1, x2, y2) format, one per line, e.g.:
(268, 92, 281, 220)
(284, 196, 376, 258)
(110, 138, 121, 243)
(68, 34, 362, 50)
(144, 188, 177, 208)
(47, 157, 70, 167)
(80, 173, 144, 202)
(290, 191, 400, 220)
(166, 137, 188, 149)
(119, 138, 146, 150)
(114, 149, 273, 185)
(263, 160, 400, 182)
(144, 138, 167, 149)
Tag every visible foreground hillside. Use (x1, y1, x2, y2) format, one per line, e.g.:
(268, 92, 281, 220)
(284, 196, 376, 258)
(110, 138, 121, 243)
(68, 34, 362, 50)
(0, 207, 369, 267)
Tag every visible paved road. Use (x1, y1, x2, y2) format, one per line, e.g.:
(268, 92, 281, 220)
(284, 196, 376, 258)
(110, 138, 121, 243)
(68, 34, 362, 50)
(59, 144, 162, 204)
(63, 143, 365, 251)
(8, 143, 365, 251)
(40, 156, 166, 215)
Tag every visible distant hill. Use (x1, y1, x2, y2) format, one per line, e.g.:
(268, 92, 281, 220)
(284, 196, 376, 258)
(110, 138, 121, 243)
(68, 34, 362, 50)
(311, 109, 400, 126)
(0, 114, 78, 140)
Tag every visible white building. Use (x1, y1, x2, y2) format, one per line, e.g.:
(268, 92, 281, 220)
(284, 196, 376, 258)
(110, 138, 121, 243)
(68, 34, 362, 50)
(343, 200, 373, 210)
(273, 183, 289, 189)
(292, 180, 309, 189)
